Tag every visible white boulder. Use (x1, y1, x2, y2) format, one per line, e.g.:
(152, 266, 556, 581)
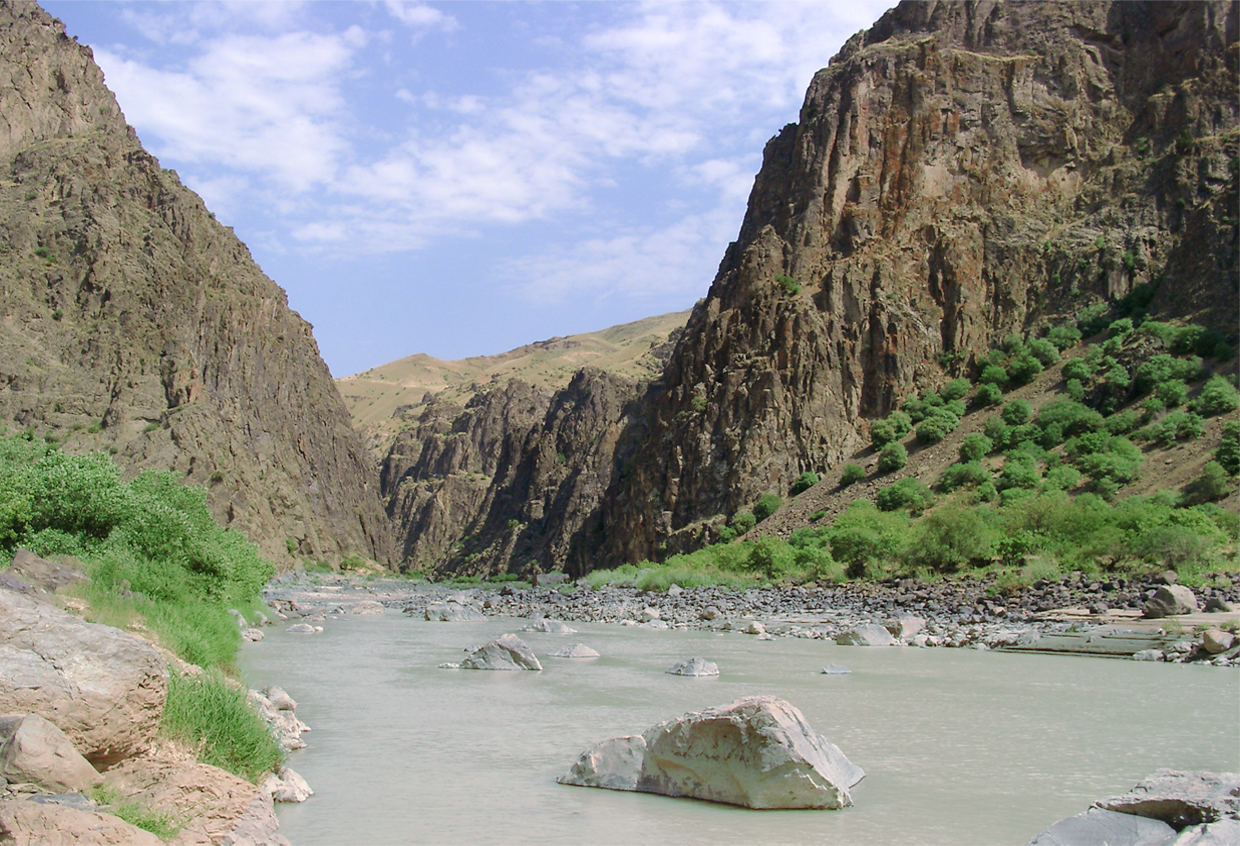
(522, 618, 577, 634)
(459, 634, 542, 671)
(665, 657, 719, 676)
(558, 696, 863, 809)
(1142, 585, 1199, 619)
(550, 644, 600, 659)
(835, 623, 897, 646)
(351, 600, 386, 615)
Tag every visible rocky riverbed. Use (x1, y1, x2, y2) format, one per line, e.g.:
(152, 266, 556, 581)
(263, 570, 1240, 667)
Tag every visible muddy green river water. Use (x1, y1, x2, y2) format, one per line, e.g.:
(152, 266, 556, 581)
(239, 613, 1239, 845)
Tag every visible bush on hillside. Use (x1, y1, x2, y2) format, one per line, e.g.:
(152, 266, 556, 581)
(753, 494, 783, 523)
(959, 433, 994, 462)
(1191, 374, 1240, 417)
(1026, 338, 1061, 367)
(903, 505, 992, 574)
(839, 464, 866, 487)
(941, 378, 971, 401)
(1147, 411, 1205, 446)
(1155, 379, 1189, 408)
(974, 382, 1004, 407)
(979, 365, 1009, 386)
(1001, 399, 1033, 426)
(1008, 353, 1045, 386)
(938, 461, 990, 492)
(790, 471, 819, 496)
(1217, 421, 1240, 476)
(875, 477, 934, 514)
(877, 441, 908, 473)
(1045, 325, 1082, 351)
(1061, 358, 1093, 382)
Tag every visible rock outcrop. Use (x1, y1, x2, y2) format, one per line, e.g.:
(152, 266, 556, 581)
(558, 695, 864, 809)
(0, 798, 163, 845)
(0, 714, 101, 794)
(599, 0, 1240, 564)
(0, 2, 390, 567)
(0, 590, 166, 767)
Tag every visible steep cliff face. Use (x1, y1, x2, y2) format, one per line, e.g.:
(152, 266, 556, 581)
(0, 3, 391, 566)
(600, 0, 1238, 565)
(382, 369, 644, 576)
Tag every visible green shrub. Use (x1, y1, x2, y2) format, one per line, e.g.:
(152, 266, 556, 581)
(979, 365, 1009, 386)
(1155, 379, 1189, 408)
(1064, 378, 1085, 402)
(161, 670, 283, 783)
(938, 461, 990, 492)
(730, 511, 756, 535)
(972, 382, 1002, 407)
(1077, 437, 1143, 485)
(1046, 325, 1082, 351)
(1140, 396, 1166, 424)
(959, 433, 994, 462)
(745, 537, 796, 578)
(1135, 354, 1204, 394)
(1044, 464, 1082, 490)
(1104, 410, 1140, 436)
(1172, 324, 1229, 358)
(916, 413, 957, 445)
(790, 471, 819, 496)
(1001, 334, 1025, 355)
(877, 442, 908, 473)
(775, 274, 802, 295)
(983, 417, 1011, 450)
(839, 464, 866, 487)
(903, 505, 992, 574)
(875, 477, 934, 514)
(1077, 302, 1111, 337)
(1217, 421, 1240, 476)
(903, 393, 943, 423)
(1186, 462, 1233, 503)
(1008, 354, 1044, 385)
(1107, 317, 1134, 339)
(870, 418, 899, 448)
(1148, 411, 1205, 445)
(1062, 358, 1093, 382)
(941, 378, 971, 401)
(1002, 399, 1033, 426)
(753, 494, 783, 523)
(1026, 338, 1060, 367)
(1139, 321, 1178, 345)
(1191, 374, 1240, 417)
(997, 456, 1041, 491)
(827, 502, 909, 577)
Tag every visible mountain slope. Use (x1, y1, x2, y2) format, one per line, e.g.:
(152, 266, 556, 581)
(0, 2, 391, 566)
(597, 0, 1238, 566)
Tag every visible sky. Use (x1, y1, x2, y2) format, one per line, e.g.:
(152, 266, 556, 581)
(44, 1, 894, 377)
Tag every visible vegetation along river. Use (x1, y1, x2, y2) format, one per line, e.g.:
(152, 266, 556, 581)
(239, 613, 1239, 845)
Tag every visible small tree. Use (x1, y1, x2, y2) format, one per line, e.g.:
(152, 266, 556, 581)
(1002, 399, 1033, 426)
(753, 494, 783, 523)
(839, 464, 866, 487)
(877, 442, 908, 473)
(959, 433, 994, 462)
(790, 471, 819, 496)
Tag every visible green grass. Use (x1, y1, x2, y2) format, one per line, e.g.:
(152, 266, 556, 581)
(90, 783, 182, 840)
(160, 670, 283, 784)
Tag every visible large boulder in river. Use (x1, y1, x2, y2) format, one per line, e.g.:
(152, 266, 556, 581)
(1026, 807, 1176, 846)
(0, 798, 163, 845)
(0, 591, 167, 767)
(1142, 586, 1199, 619)
(460, 634, 541, 671)
(0, 714, 101, 793)
(559, 696, 864, 809)
(1097, 769, 1240, 828)
(522, 618, 576, 634)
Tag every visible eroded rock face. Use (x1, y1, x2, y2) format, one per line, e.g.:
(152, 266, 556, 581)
(459, 634, 542, 671)
(559, 696, 864, 810)
(0, 714, 101, 794)
(0, 3, 390, 567)
(0, 798, 163, 846)
(597, 0, 1240, 565)
(0, 592, 166, 768)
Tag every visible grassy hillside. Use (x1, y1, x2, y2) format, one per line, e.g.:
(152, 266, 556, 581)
(337, 310, 689, 452)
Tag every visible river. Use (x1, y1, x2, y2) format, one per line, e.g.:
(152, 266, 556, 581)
(239, 613, 1239, 845)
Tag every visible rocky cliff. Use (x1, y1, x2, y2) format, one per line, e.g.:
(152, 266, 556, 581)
(0, 2, 391, 566)
(598, 0, 1238, 565)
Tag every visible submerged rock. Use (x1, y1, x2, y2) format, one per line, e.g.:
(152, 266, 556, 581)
(665, 657, 719, 677)
(286, 622, 318, 633)
(820, 664, 852, 675)
(522, 618, 577, 634)
(1026, 807, 1175, 846)
(558, 695, 863, 809)
(459, 634, 542, 671)
(550, 644, 600, 659)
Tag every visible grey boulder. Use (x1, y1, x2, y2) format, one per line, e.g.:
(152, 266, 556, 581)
(665, 657, 719, 676)
(1164, 820, 1240, 845)
(425, 602, 485, 622)
(558, 695, 864, 809)
(1026, 807, 1175, 846)
(550, 644, 600, 659)
(5, 549, 90, 595)
(0, 798, 162, 845)
(522, 618, 577, 634)
(460, 634, 541, 671)
(0, 591, 167, 768)
(351, 600, 386, 615)
(1098, 769, 1240, 828)
(835, 624, 897, 647)
(1142, 586, 1199, 619)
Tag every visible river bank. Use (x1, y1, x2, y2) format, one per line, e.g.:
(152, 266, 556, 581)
(262, 570, 1240, 666)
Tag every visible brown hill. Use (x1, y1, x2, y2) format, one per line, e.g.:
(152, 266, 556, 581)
(0, 3, 391, 566)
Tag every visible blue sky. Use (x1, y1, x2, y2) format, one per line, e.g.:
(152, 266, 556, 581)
(45, 1, 893, 377)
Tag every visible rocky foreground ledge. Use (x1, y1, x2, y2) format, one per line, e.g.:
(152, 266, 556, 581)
(265, 569, 1240, 666)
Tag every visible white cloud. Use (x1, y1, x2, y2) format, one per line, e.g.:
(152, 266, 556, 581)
(384, 2, 457, 32)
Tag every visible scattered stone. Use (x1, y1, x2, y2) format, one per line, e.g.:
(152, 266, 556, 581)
(1026, 807, 1176, 846)
(522, 618, 577, 634)
(1200, 629, 1234, 655)
(642, 619, 670, 630)
(351, 600, 386, 615)
(558, 696, 864, 810)
(820, 664, 852, 675)
(241, 628, 265, 642)
(640, 608, 661, 623)
(1098, 769, 1240, 828)
(459, 634, 542, 671)
(0, 591, 167, 768)
(437, 662, 461, 670)
(267, 767, 314, 803)
(885, 615, 925, 639)
(700, 606, 722, 621)
(228, 609, 247, 629)
(665, 657, 719, 676)
(667, 584, 684, 596)
(1132, 649, 1164, 662)
(549, 644, 600, 659)
(266, 687, 297, 711)
(835, 623, 897, 647)
(286, 623, 317, 633)
(1142, 586, 1199, 619)
(425, 602, 485, 622)
(744, 621, 766, 636)
(1203, 597, 1235, 613)
(0, 715, 101, 794)
(0, 798, 162, 845)
(248, 691, 309, 752)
